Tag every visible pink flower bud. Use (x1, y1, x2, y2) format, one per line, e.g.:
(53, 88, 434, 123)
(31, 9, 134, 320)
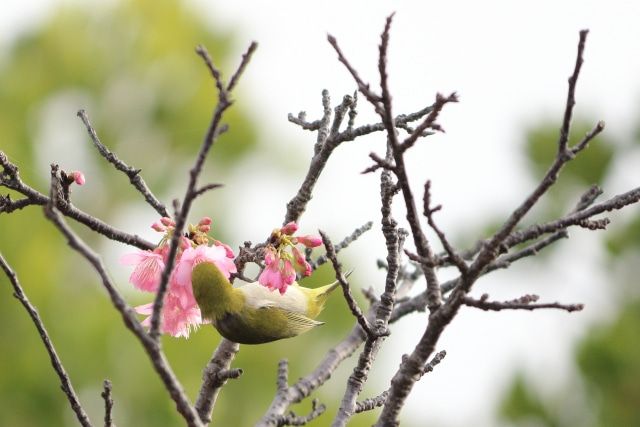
(199, 224, 211, 233)
(198, 217, 212, 226)
(281, 222, 298, 235)
(71, 171, 85, 185)
(160, 217, 175, 227)
(296, 235, 322, 248)
(151, 221, 166, 232)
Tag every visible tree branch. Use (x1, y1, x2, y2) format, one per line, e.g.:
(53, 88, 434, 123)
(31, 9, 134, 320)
(149, 42, 256, 339)
(195, 339, 242, 424)
(76, 109, 169, 217)
(44, 166, 203, 426)
(0, 151, 154, 250)
(463, 294, 584, 312)
(0, 253, 93, 427)
(319, 230, 373, 336)
(101, 380, 114, 427)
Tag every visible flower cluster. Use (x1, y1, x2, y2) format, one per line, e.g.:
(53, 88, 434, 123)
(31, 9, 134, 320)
(121, 217, 236, 338)
(258, 222, 322, 294)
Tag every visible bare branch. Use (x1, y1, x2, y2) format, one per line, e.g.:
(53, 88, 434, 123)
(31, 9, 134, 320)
(76, 109, 169, 217)
(400, 92, 458, 152)
(319, 230, 374, 336)
(488, 230, 569, 272)
(423, 180, 467, 274)
(468, 31, 600, 285)
(258, 319, 369, 426)
(558, 30, 589, 155)
(195, 339, 242, 424)
(150, 42, 257, 339)
(193, 182, 224, 200)
(274, 399, 326, 426)
(101, 380, 114, 427)
(327, 36, 381, 109)
(0, 151, 154, 250)
(0, 253, 93, 427)
(44, 166, 203, 426)
(277, 359, 289, 394)
(502, 186, 640, 249)
(571, 120, 605, 155)
(0, 193, 37, 213)
(421, 350, 447, 376)
(195, 45, 226, 102)
(312, 221, 373, 269)
(227, 41, 259, 92)
(355, 391, 388, 413)
(288, 112, 322, 131)
(463, 294, 584, 313)
(334, 15, 446, 316)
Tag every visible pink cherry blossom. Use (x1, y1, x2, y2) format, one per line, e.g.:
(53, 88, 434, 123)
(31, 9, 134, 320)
(120, 250, 165, 292)
(122, 216, 236, 338)
(135, 294, 204, 338)
(174, 244, 236, 290)
(213, 240, 235, 258)
(259, 261, 294, 294)
(258, 251, 297, 294)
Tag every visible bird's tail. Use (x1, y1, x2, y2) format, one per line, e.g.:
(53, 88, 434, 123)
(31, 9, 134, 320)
(315, 268, 354, 298)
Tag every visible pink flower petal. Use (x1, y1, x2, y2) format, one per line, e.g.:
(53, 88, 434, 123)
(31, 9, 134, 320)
(121, 251, 165, 292)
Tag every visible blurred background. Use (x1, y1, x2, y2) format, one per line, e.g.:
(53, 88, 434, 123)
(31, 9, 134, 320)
(1, 0, 639, 426)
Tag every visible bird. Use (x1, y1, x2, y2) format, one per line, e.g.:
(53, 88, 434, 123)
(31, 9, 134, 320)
(191, 261, 340, 344)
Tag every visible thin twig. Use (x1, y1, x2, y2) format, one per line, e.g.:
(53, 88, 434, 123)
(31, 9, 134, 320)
(193, 183, 224, 199)
(150, 42, 256, 339)
(76, 109, 169, 217)
(331, 15, 445, 313)
(312, 221, 373, 269)
(274, 399, 326, 426)
(0, 151, 154, 250)
(423, 180, 467, 274)
(227, 42, 259, 92)
(288, 112, 322, 131)
(0, 253, 93, 427)
(319, 230, 373, 336)
(467, 31, 600, 285)
(558, 30, 589, 156)
(101, 380, 114, 427)
(463, 294, 584, 312)
(355, 391, 388, 413)
(421, 350, 447, 377)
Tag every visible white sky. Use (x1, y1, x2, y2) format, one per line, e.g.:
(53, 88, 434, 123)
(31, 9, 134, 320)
(2, 1, 640, 426)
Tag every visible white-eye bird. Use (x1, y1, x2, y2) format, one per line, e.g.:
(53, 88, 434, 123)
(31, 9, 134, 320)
(191, 262, 340, 344)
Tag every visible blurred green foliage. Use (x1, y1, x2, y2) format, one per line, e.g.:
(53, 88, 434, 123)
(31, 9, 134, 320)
(0, 1, 375, 426)
(498, 118, 640, 427)
(577, 300, 640, 426)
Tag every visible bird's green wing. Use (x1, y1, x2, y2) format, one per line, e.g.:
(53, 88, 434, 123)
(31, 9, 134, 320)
(214, 305, 323, 345)
(280, 308, 325, 331)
